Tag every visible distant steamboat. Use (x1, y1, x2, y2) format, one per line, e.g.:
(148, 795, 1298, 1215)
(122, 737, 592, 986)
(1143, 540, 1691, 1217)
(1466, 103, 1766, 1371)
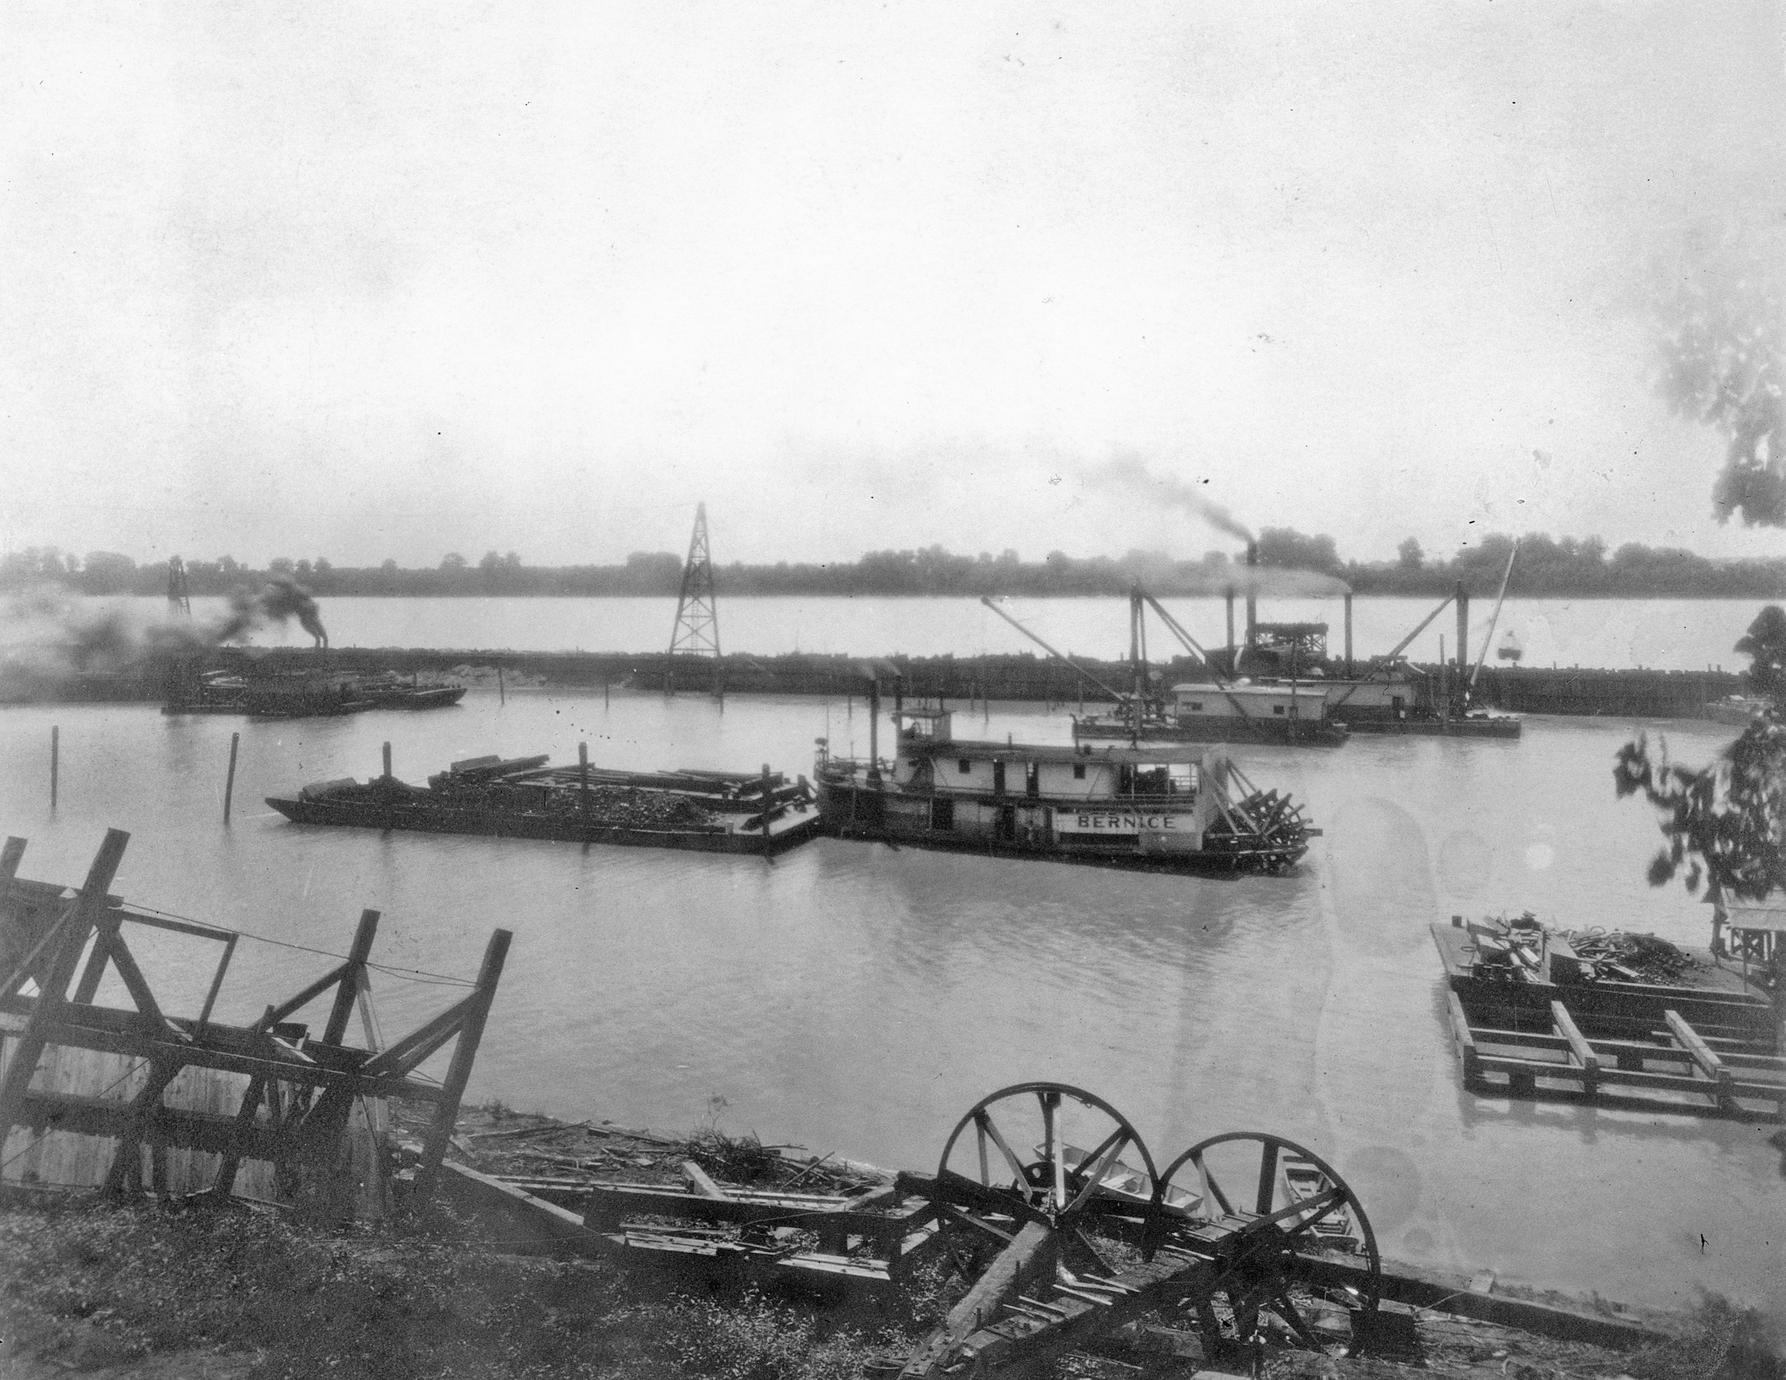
(815, 707, 1314, 873)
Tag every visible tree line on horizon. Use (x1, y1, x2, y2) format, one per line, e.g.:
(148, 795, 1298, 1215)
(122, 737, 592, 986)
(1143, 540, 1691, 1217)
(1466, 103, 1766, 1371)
(5, 528, 1786, 601)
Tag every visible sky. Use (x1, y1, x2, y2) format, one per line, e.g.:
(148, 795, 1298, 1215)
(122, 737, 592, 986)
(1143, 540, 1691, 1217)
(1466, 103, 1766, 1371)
(3, 1, 1784, 571)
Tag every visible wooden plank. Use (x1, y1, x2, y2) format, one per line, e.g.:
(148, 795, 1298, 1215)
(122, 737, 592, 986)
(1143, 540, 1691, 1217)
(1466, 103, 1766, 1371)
(682, 1160, 730, 1199)
(1549, 1001, 1599, 1093)
(1665, 1009, 1730, 1089)
(436, 1160, 604, 1254)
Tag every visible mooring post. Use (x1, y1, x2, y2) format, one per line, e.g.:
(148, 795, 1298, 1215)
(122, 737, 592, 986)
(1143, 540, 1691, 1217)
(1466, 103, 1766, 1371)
(761, 763, 773, 836)
(50, 725, 58, 808)
(578, 741, 590, 824)
(223, 731, 240, 824)
(382, 741, 393, 782)
(415, 928, 513, 1203)
(497, 664, 505, 706)
(866, 678, 881, 784)
(604, 678, 610, 708)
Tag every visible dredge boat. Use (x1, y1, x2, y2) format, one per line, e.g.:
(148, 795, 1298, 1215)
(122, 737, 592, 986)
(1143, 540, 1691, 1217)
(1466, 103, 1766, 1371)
(268, 753, 821, 855)
(815, 706, 1315, 873)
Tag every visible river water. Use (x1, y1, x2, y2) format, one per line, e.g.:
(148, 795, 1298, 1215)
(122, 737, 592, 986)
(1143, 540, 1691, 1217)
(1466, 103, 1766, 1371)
(2, 596, 1782, 1316)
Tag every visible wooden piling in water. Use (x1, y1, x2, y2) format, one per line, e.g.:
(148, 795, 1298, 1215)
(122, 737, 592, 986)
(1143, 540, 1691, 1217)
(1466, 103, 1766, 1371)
(382, 741, 393, 781)
(579, 742, 590, 823)
(223, 732, 240, 824)
(497, 665, 505, 705)
(50, 726, 58, 808)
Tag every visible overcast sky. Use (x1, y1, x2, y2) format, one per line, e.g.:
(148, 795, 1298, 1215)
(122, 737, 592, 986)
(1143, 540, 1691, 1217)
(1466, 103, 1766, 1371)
(4, 2, 1783, 570)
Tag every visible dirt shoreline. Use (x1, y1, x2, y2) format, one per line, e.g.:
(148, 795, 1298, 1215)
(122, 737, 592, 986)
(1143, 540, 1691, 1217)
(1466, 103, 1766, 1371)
(0, 1100, 1776, 1380)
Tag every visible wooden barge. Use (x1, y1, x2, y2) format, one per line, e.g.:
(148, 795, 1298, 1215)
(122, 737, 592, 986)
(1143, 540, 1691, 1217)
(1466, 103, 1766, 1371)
(165, 665, 466, 718)
(1432, 916, 1784, 1120)
(268, 753, 822, 856)
(1072, 680, 1351, 747)
(816, 706, 1315, 873)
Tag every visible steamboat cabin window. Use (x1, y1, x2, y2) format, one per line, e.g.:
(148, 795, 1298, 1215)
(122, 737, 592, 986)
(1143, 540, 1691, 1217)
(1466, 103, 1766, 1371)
(1273, 705, 1286, 715)
(1072, 763, 1086, 779)
(958, 759, 972, 774)
(1189, 702, 1204, 712)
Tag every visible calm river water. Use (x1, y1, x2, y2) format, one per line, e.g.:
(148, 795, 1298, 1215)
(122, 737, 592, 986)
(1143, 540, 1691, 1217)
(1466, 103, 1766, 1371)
(0, 655, 1780, 1315)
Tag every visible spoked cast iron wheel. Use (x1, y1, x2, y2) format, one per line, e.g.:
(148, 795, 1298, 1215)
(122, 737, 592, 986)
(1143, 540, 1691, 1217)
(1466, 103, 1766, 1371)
(932, 1081, 1166, 1286)
(1154, 1131, 1382, 1357)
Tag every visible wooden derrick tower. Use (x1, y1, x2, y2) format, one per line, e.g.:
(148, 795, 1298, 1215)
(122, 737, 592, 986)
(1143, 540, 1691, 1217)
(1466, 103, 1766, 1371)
(667, 503, 722, 695)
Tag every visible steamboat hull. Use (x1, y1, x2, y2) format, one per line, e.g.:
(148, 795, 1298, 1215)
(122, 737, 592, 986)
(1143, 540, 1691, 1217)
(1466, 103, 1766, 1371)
(814, 780, 1307, 873)
(266, 794, 820, 855)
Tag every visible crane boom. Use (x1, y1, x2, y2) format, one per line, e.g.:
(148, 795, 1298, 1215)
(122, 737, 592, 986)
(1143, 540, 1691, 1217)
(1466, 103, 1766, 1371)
(979, 597, 1131, 704)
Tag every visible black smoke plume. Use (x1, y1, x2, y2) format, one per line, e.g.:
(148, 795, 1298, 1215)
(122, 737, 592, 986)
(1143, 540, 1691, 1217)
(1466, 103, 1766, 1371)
(1083, 454, 1256, 542)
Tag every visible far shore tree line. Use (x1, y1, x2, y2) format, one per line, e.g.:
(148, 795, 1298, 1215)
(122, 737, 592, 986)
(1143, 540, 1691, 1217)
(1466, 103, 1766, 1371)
(6, 529, 1786, 601)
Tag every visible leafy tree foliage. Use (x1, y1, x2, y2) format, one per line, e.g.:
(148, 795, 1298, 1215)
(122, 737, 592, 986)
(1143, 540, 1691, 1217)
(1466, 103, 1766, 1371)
(1615, 714, 1786, 900)
(1651, 222, 1785, 525)
(1736, 605, 1786, 700)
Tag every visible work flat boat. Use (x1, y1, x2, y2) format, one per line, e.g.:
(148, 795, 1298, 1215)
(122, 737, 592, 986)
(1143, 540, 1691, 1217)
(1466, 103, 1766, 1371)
(815, 707, 1315, 873)
(268, 753, 821, 855)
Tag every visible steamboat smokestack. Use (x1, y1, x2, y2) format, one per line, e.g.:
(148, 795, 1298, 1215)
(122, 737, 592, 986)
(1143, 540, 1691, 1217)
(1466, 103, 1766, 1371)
(1244, 542, 1258, 652)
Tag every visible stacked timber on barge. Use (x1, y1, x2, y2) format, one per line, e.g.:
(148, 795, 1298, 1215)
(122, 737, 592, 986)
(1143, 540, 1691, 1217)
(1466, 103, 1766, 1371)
(815, 706, 1315, 872)
(268, 753, 821, 855)
(1432, 914, 1783, 1120)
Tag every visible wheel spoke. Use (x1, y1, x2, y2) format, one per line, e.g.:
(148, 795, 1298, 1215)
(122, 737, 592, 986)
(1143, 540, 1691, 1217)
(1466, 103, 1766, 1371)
(974, 1109, 1030, 1186)
(1197, 1154, 1234, 1215)
(1270, 1289, 1328, 1350)
(1064, 1226, 1116, 1279)
(1279, 1186, 1348, 1237)
(1255, 1140, 1280, 1215)
(1065, 1130, 1132, 1213)
(1038, 1089, 1067, 1209)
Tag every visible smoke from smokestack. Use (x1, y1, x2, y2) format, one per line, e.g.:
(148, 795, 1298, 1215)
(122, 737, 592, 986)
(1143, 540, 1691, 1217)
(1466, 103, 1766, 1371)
(0, 577, 331, 697)
(1082, 454, 1255, 543)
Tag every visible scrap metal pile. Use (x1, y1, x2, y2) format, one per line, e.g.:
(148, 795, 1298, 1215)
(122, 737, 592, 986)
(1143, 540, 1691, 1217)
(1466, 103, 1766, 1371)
(1561, 928, 1699, 985)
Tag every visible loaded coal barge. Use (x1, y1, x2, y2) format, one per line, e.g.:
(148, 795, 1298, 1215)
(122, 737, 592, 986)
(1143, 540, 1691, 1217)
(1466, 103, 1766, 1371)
(268, 753, 821, 855)
(815, 706, 1315, 872)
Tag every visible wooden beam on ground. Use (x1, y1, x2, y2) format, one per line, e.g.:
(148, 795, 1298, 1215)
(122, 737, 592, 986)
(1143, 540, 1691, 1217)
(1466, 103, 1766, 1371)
(683, 1160, 730, 1199)
(437, 1160, 604, 1254)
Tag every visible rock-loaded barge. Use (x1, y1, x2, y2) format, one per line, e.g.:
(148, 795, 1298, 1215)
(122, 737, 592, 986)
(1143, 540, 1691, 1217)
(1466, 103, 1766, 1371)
(268, 753, 821, 855)
(815, 705, 1315, 872)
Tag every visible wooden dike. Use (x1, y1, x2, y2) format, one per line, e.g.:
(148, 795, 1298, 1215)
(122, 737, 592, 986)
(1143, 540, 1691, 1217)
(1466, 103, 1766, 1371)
(1432, 914, 1785, 1121)
(0, 828, 509, 1216)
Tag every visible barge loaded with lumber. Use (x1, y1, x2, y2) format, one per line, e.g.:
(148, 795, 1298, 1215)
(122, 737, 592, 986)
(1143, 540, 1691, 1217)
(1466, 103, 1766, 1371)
(268, 753, 821, 855)
(815, 704, 1315, 872)
(1432, 913, 1783, 1121)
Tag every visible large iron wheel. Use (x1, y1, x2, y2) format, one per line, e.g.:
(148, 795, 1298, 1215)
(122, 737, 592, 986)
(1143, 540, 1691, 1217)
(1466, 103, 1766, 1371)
(1153, 1132, 1382, 1356)
(933, 1082, 1163, 1284)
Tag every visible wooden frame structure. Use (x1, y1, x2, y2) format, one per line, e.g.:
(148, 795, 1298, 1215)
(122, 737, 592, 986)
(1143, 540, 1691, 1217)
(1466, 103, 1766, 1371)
(0, 828, 509, 1215)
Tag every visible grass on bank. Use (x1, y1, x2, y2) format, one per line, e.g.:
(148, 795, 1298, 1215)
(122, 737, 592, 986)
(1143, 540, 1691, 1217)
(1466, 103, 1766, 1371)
(0, 1195, 895, 1380)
